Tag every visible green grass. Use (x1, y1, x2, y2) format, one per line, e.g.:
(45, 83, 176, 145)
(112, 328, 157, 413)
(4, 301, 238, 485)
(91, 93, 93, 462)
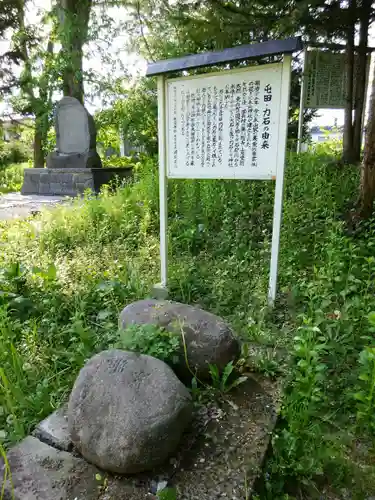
(0, 150, 375, 497)
(0, 163, 27, 194)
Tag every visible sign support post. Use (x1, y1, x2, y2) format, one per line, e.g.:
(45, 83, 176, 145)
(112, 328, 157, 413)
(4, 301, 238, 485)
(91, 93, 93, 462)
(268, 54, 292, 304)
(297, 48, 306, 153)
(154, 75, 169, 298)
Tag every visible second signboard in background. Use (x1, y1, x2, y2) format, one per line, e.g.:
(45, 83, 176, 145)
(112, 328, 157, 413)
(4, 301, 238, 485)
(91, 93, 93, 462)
(304, 50, 370, 109)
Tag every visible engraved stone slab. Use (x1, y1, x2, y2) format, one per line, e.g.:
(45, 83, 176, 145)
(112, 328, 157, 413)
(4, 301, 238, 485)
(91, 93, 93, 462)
(0, 436, 101, 499)
(56, 97, 90, 154)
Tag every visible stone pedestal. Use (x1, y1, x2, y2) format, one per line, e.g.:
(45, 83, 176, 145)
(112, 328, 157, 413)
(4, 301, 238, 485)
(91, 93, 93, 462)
(21, 167, 133, 196)
(46, 150, 102, 169)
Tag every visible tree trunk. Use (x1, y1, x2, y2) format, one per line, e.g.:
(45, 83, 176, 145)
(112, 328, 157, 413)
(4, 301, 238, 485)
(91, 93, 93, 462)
(33, 126, 44, 169)
(32, 39, 54, 168)
(343, 0, 356, 164)
(12, 2, 54, 167)
(359, 61, 375, 218)
(16, 1, 40, 167)
(352, 0, 371, 162)
(59, 0, 92, 103)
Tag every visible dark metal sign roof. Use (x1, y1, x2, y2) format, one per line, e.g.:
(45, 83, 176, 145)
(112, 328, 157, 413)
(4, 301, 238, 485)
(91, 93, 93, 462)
(146, 37, 302, 77)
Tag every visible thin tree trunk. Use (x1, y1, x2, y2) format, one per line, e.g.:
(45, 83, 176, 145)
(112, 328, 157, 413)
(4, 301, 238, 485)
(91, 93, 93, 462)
(59, 0, 92, 103)
(14, 2, 54, 167)
(29, 40, 54, 169)
(343, 0, 356, 164)
(16, 1, 40, 167)
(359, 62, 375, 218)
(352, 0, 371, 162)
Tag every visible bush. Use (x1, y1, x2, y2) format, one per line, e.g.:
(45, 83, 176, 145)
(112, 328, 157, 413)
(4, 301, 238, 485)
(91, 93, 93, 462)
(101, 155, 139, 168)
(0, 142, 29, 166)
(95, 78, 158, 156)
(0, 163, 27, 193)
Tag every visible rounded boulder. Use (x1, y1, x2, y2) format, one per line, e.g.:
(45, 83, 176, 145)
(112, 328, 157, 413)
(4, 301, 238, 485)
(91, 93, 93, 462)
(119, 299, 240, 382)
(68, 349, 192, 474)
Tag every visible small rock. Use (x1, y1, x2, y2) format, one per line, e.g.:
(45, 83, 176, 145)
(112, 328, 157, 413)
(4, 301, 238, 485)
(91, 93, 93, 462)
(119, 299, 240, 381)
(156, 480, 169, 492)
(33, 404, 72, 451)
(68, 349, 192, 474)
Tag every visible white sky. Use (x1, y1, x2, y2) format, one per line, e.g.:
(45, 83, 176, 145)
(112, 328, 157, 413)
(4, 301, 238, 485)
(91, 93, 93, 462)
(1, 0, 374, 127)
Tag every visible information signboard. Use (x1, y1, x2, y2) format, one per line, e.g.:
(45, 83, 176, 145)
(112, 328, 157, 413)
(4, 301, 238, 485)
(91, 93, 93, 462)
(147, 38, 300, 304)
(166, 64, 285, 179)
(304, 50, 370, 109)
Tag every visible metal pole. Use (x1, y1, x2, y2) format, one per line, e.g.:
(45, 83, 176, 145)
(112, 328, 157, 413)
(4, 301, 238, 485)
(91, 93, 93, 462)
(268, 54, 292, 305)
(297, 48, 307, 153)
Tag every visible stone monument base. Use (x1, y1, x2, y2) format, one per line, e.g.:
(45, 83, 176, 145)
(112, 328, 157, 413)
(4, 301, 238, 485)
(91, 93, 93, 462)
(46, 150, 102, 169)
(21, 167, 133, 196)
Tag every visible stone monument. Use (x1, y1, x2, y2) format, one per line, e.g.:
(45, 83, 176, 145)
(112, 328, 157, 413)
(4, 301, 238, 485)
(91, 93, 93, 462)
(46, 97, 102, 170)
(22, 97, 132, 196)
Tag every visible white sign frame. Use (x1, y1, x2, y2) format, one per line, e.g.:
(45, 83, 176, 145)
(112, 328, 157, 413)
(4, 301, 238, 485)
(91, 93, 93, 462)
(157, 55, 292, 304)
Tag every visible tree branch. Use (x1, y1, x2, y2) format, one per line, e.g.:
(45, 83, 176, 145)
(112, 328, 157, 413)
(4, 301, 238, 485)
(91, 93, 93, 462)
(1, 113, 35, 129)
(135, 0, 156, 62)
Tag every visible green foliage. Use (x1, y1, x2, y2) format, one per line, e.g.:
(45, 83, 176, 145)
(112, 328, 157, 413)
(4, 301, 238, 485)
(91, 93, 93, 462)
(354, 346, 375, 432)
(0, 141, 29, 167)
(126, 1, 323, 139)
(0, 147, 375, 497)
(266, 324, 330, 493)
(0, 163, 27, 193)
(95, 78, 158, 155)
(208, 361, 247, 393)
(101, 155, 138, 169)
(117, 324, 180, 364)
(97, 126, 120, 156)
(353, 312, 375, 432)
(0, 439, 13, 500)
(1, 0, 122, 166)
(44, 127, 56, 155)
(156, 487, 177, 500)
(0, 122, 33, 169)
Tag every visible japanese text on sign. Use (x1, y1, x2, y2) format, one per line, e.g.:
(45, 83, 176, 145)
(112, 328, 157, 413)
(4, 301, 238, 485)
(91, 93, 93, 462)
(166, 63, 285, 179)
(304, 50, 370, 109)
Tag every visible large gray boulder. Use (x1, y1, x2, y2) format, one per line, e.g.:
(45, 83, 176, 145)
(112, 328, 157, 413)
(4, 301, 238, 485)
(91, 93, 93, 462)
(68, 350, 192, 474)
(119, 300, 240, 382)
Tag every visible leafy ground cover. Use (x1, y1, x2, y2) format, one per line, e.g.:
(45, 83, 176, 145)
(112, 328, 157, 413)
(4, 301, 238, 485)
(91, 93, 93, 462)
(0, 149, 375, 498)
(0, 163, 27, 194)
